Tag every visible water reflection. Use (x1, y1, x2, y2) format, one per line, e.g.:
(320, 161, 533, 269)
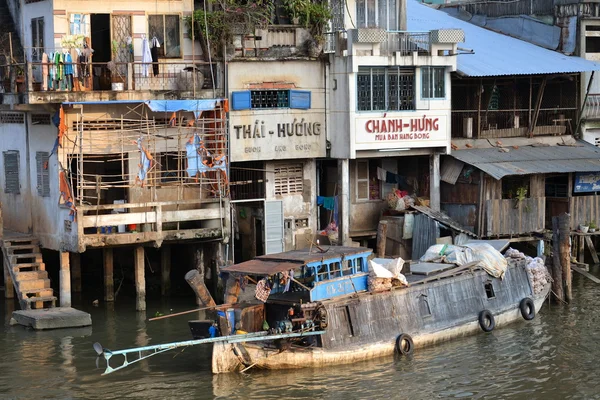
(1, 275, 600, 399)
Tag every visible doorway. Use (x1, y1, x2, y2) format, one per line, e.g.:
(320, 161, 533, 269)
(90, 14, 111, 89)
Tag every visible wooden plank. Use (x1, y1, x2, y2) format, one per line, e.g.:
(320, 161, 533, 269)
(82, 212, 157, 228)
(162, 208, 221, 222)
(78, 198, 221, 211)
(572, 265, 600, 284)
(585, 236, 600, 265)
(578, 234, 585, 264)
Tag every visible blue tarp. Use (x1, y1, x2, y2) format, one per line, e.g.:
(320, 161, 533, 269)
(63, 99, 221, 117)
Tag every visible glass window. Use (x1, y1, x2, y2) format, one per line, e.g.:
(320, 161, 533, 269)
(148, 15, 181, 58)
(31, 17, 44, 61)
(357, 67, 415, 111)
(70, 14, 90, 36)
(357, 0, 397, 29)
(422, 67, 445, 99)
(356, 160, 380, 201)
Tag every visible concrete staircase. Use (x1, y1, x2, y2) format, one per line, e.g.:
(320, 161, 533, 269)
(2, 236, 57, 310)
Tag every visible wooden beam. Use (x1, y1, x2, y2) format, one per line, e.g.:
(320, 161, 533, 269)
(104, 248, 114, 302)
(161, 245, 171, 297)
(559, 213, 572, 302)
(585, 236, 600, 265)
(376, 221, 388, 258)
(528, 77, 547, 138)
(572, 265, 600, 284)
(135, 246, 146, 311)
(552, 216, 564, 302)
(59, 251, 71, 307)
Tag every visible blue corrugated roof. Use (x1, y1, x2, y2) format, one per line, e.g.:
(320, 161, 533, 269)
(407, 0, 600, 77)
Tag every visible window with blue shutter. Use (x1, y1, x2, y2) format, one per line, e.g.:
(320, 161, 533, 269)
(289, 90, 311, 109)
(232, 89, 312, 110)
(231, 91, 251, 110)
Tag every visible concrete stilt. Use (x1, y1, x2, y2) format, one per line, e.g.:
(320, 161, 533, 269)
(104, 248, 114, 302)
(70, 252, 82, 293)
(134, 246, 146, 311)
(338, 158, 350, 246)
(3, 260, 14, 299)
(59, 251, 71, 307)
(430, 153, 441, 211)
(160, 245, 171, 297)
(194, 246, 205, 306)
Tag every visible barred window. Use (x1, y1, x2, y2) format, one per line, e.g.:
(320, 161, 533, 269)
(31, 113, 51, 125)
(36, 152, 50, 197)
(274, 164, 303, 195)
(357, 67, 415, 111)
(356, 0, 398, 30)
(0, 113, 25, 124)
(3, 151, 20, 194)
(422, 67, 445, 99)
(251, 90, 290, 109)
(356, 160, 380, 200)
(148, 15, 181, 58)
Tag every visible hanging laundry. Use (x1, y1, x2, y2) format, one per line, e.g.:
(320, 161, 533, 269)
(377, 167, 386, 181)
(64, 51, 74, 91)
(317, 196, 336, 211)
(141, 36, 152, 78)
(255, 279, 271, 302)
(135, 137, 153, 186)
(59, 170, 77, 221)
(41, 52, 49, 91)
(151, 36, 160, 77)
(284, 270, 294, 293)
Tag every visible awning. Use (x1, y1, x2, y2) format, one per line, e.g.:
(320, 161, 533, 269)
(62, 99, 222, 114)
(222, 260, 303, 276)
(449, 139, 600, 180)
(407, 0, 600, 76)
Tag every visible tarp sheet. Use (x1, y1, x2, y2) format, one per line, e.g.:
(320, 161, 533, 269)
(420, 243, 508, 278)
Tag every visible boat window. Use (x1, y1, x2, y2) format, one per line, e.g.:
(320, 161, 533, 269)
(419, 295, 431, 317)
(356, 257, 365, 273)
(330, 262, 342, 278)
(317, 263, 329, 281)
(485, 282, 495, 299)
(341, 259, 353, 276)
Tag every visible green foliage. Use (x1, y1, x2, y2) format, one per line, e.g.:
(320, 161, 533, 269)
(589, 221, 598, 229)
(284, 0, 332, 40)
(185, 0, 274, 56)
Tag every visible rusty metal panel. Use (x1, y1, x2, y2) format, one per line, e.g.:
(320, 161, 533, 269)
(440, 204, 477, 233)
(223, 259, 302, 275)
(441, 156, 464, 185)
(411, 205, 477, 237)
(240, 304, 265, 333)
(412, 213, 438, 260)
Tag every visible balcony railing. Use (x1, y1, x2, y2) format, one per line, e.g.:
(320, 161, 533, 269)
(0, 57, 220, 97)
(327, 29, 432, 56)
(585, 94, 600, 120)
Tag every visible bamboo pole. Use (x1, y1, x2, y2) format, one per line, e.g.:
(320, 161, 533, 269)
(149, 303, 235, 321)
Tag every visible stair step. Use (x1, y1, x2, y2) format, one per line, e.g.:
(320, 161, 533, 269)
(18, 278, 51, 291)
(21, 288, 53, 298)
(12, 262, 45, 272)
(3, 237, 39, 245)
(21, 296, 57, 310)
(15, 270, 48, 281)
(7, 245, 40, 255)
(10, 254, 43, 264)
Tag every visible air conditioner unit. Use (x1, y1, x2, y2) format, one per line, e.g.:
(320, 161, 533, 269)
(582, 129, 600, 148)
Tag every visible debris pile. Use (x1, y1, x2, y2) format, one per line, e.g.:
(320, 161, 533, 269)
(368, 258, 408, 293)
(504, 248, 551, 294)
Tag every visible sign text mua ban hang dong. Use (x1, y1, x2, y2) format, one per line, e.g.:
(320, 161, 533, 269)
(365, 115, 440, 141)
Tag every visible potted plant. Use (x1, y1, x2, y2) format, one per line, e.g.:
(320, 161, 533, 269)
(580, 222, 590, 233)
(298, 1, 331, 57)
(589, 221, 597, 233)
(283, 0, 308, 24)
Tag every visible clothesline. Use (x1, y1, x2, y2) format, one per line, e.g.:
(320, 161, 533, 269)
(376, 167, 409, 190)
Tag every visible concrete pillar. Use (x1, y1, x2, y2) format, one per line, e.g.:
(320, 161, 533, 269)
(430, 153, 441, 211)
(194, 246, 205, 306)
(70, 252, 82, 293)
(160, 245, 171, 297)
(338, 158, 350, 246)
(134, 246, 146, 311)
(3, 261, 13, 299)
(103, 248, 114, 302)
(59, 251, 71, 307)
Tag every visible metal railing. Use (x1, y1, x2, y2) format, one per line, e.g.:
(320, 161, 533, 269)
(383, 31, 431, 55)
(585, 94, 600, 120)
(1, 49, 220, 94)
(323, 32, 338, 54)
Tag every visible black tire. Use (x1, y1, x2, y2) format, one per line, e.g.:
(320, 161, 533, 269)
(395, 333, 414, 356)
(478, 310, 495, 332)
(519, 297, 535, 321)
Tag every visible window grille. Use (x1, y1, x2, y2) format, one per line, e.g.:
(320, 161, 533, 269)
(356, 160, 380, 200)
(356, 0, 398, 30)
(36, 151, 50, 197)
(274, 164, 303, 195)
(31, 114, 51, 125)
(422, 67, 446, 99)
(251, 90, 290, 108)
(0, 113, 25, 124)
(148, 15, 181, 58)
(357, 67, 414, 111)
(3, 151, 20, 194)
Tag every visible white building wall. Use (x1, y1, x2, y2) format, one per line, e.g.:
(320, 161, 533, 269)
(20, 0, 54, 59)
(0, 114, 32, 233)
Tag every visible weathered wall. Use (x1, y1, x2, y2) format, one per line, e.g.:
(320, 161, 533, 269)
(20, 0, 54, 60)
(51, 0, 201, 61)
(0, 112, 31, 233)
(265, 159, 317, 250)
(348, 159, 385, 234)
(228, 60, 326, 162)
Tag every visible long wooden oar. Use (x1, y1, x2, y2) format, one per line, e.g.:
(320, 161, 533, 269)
(149, 303, 235, 321)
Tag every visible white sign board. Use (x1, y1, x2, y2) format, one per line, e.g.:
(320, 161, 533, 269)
(354, 114, 449, 151)
(230, 112, 326, 161)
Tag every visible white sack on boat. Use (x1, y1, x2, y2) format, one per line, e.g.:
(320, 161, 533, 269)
(368, 258, 409, 289)
(420, 243, 507, 279)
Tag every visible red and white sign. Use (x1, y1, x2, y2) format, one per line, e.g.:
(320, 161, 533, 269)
(355, 114, 448, 150)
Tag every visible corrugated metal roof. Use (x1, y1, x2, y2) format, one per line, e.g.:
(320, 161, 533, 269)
(407, 0, 600, 77)
(411, 205, 477, 237)
(440, 157, 464, 184)
(223, 260, 302, 275)
(257, 246, 370, 263)
(449, 141, 600, 179)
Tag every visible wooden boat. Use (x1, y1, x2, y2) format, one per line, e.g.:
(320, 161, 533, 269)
(211, 245, 550, 373)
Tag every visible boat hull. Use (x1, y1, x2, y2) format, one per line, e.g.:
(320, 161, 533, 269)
(211, 287, 548, 373)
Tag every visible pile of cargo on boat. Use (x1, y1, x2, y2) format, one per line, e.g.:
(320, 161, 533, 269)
(505, 248, 551, 295)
